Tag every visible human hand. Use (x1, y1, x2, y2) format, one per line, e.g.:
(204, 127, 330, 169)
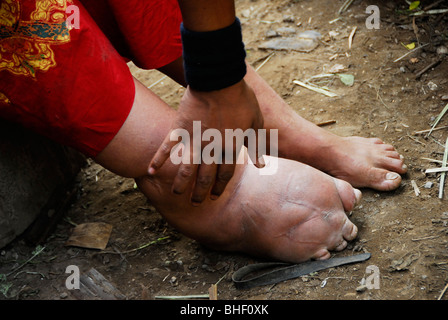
(148, 80, 264, 205)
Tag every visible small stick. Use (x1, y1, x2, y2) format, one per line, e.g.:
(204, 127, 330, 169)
(99, 236, 169, 254)
(411, 180, 420, 196)
(425, 167, 448, 174)
(407, 135, 426, 146)
(6, 246, 45, 277)
(438, 282, 448, 300)
(415, 58, 442, 79)
(338, 0, 354, 15)
(348, 26, 357, 50)
(409, 8, 448, 16)
(421, 157, 443, 164)
(293, 80, 338, 97)
(439, 137, 448, 199)
(424, 0, 445, 11)
(255, 52, 275, 72)
(148, 75, 168, 89)
(412, 235, 439, 241)
(393, 43, 429, 63)
(317, 120, 337, 127)
(413, 125, 448, 135)
(427, 103, 448, 137)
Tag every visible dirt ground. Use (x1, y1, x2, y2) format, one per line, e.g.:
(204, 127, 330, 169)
(1, 0, 448, 302)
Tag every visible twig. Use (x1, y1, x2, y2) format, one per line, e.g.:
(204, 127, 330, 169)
(409, 8, 448, 16)
(421, 157, 443, 164)
(99, 236, 169, 254)
(411, 180, 420, 196)
(393, 43, 429, 63)
(348, 26, 357, 50)
(147, 75, 168, 89)
(424, 0, 445, 11)
(425, 167, 448, 174)
(439, 137, 448, 199)
(338, 0, 354, 15)
(412, 235, 439, 241)
(6, 246, 45, 277)
(255, 52, 275, 72)
(413, 125, 448, 135)
(415, 58, 442, 80)
(438, 282, 448, 300)
(407, 134, 426, 146)
(427, 103, 448, 137)
(293, 80, 338, 97)
(317, 120, 337, 127)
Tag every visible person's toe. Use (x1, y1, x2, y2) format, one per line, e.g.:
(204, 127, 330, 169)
(313, 248, 331, 260)
(333, 179, 362, 212)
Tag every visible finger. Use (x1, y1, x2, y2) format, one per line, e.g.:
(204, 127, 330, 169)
(148, 131, 180, 175)
(210, 163, 236, 199)
(245, 132, 266, 169)
(249, 114, 266, 169)
(191, 163, 218, 206)
(172, 162, 198, 195)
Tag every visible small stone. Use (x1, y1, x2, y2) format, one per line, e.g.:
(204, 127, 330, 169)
(60, 292, 68, 299)
(428, 81, 438, 91)
(424, 181, 433, 189)
(356, 284, 368, 292)
(265, 29, 279, 38)
(437, 45, 448, 55)
(282, 15, 295, 23)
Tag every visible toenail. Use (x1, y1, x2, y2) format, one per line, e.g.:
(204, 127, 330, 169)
(386, 172, 400, 180)
(402, 164, 407, 170)
(354, 189, 362, 204)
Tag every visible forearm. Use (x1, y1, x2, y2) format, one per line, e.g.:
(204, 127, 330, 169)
(177, 0, 236, 31)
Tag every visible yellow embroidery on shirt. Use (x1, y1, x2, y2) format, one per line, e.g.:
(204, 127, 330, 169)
(0, 0, 73, 78)
(0, 91, 11, 104)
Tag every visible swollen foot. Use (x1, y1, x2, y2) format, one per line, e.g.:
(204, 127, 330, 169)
(137, 155, 361, 263)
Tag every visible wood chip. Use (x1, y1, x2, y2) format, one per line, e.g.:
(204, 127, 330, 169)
(65, 222, 113, 250)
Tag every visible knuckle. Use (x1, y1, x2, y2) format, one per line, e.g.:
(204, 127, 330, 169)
(160, 143, 173, 155)
(178, 166, 194, 180)
(196, 175, 213, 188)
(217, 170, 233, 182)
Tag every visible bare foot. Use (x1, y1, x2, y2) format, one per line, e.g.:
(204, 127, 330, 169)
(137, 153, 360, 263)
(244, 65, 407, 191)
(319, 135, 407, 191)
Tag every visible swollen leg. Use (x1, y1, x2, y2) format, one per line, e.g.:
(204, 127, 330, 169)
(93, 77, 361, 263)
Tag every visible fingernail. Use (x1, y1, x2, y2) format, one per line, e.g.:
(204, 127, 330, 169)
(148, 167, 156, 175)
(386, 172, 400, 180)
(210, 194, 219, 200)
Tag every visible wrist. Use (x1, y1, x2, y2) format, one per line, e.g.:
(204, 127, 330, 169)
(181, 17, 247, 92)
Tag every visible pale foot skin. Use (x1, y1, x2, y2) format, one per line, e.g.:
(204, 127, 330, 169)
(137, 151, 361, 263)
(95, 78, 360, 263)
(243, 64, 408, 191)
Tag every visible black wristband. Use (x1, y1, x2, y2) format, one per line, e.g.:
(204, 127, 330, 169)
(181, 17, 247, 91)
